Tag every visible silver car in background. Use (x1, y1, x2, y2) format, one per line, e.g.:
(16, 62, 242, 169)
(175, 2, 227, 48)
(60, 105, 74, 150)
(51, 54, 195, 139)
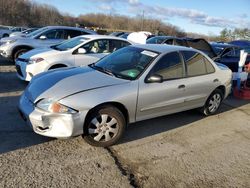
(15, 35, 133, 81)
(19, 44, 232, 147)
(0, 26, 96, 60)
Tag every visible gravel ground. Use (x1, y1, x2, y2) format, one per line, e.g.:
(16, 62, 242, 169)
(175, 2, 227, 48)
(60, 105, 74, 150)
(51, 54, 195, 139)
(0, 57, 250, 188)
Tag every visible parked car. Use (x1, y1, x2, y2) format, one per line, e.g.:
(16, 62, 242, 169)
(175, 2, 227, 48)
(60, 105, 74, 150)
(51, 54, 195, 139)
(228, 40, 250, 48)
(0, 27, 12, 38)
(165, 38, 217, 58)
(19, 44, 232, 147)
(10, 28, 39, 37)
(146, 36, 171, 44)
(0, 26, 96, 61)
(109, 32, 126, 37)
(0, 26, 27, 39)
(15, 35, 133, 81)
(119, 32, 130, 39)
(148, 37, 217, 59)
(213, 46, 250, 81)
(210, 42, 232, 55)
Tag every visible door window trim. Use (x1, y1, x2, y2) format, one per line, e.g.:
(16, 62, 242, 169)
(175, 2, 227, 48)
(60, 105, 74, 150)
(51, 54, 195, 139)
(145, 51, 186, 83)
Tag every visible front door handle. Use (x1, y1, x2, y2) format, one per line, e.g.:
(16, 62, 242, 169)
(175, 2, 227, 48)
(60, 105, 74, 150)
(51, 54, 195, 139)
(178, 84, 185, 89)
(213, 79, 219, 83)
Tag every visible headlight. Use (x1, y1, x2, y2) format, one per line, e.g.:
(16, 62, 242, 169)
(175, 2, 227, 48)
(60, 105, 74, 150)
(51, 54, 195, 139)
(6, 40, 16, 44)
(28, 57, 44, 64)
(36, 98, 77, 114)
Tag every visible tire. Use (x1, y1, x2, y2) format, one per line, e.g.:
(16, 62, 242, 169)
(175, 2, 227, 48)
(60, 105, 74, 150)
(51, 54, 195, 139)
(202, 89, 223, 116)
(13, 48, 30, 61)
(83, 106, 126, 147)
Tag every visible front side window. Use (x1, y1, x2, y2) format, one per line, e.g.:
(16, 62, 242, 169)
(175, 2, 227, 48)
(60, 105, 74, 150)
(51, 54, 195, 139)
(91, 46, 159, 80)
(150, 52, 184, 80)
(109, 40, 130, 53)
(42, 29, 64, 39)
(182, 51, 214, 76)
(82, 40, 109, 53)
(65, 29, 83, 39)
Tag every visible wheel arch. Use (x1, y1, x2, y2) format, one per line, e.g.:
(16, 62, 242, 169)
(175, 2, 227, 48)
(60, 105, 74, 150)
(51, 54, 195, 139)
(12, 45, 33, 59)
(83, 101, 129, 133)
(216, 85, 226, 99)
(48, 63, 68, 70)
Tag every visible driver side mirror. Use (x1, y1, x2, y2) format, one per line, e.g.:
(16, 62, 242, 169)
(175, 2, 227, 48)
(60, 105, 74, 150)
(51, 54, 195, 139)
(77, 48, 86, 54)
(39, 35, 47, 40)
(145, 74, 163, 83)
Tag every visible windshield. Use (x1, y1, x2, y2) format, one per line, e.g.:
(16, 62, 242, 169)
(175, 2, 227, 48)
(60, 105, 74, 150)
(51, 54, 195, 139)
(90, 46, 159, 80)
(52, 37, 89, 51)
(26, 27, 48, 38)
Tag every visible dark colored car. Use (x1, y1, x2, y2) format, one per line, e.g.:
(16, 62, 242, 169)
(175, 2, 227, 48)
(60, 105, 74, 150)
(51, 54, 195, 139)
(213, 46, 250, 72)
(160, 37, 217, 58)
(109, 32, 126, 37)
(119, 32, 130, 39)
(146, 36, 171, 44)
(228, 40, 250, 48)
(210, 42, 232, 55)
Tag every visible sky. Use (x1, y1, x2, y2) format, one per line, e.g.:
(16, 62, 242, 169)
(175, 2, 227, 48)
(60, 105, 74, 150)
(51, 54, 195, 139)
(34, 0, 250, 35)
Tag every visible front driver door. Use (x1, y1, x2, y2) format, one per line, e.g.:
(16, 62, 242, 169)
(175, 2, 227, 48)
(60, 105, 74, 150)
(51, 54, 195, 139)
(136, 51, 187, 121)
(36, 29, 65, 47)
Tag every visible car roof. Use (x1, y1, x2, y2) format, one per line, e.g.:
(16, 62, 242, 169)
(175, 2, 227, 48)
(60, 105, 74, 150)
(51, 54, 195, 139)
(132, 44, 195, 53)
(77, 34, 133, 42)
(42, 26, 96, 34)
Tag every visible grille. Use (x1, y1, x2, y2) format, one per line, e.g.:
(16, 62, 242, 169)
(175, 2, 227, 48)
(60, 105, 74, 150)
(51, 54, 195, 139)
(16, 58, 28, 62)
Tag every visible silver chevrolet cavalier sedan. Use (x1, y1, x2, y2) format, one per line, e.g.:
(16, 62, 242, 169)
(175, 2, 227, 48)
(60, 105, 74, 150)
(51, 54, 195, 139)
(19, 44, 232, 147)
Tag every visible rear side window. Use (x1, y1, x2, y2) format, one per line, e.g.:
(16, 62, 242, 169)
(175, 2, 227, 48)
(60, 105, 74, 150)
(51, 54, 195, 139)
(204, 57, 215, 73)
(151, 52, 184, 80)
(182, 51, 215, 77)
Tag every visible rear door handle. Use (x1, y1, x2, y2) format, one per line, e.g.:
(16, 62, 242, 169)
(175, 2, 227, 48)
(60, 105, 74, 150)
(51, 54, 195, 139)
(213, 79, 219, 83)
(178, 84, 185, 89)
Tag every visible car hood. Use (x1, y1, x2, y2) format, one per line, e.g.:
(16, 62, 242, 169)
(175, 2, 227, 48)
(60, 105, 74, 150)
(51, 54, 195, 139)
(26, 66, 130, 103)
(0, 35, 24, 41)
(19, 47, 59, 60)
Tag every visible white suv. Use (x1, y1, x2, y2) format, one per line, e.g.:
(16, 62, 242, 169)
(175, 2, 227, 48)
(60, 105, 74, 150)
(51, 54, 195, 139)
(0, 26, 96, 61)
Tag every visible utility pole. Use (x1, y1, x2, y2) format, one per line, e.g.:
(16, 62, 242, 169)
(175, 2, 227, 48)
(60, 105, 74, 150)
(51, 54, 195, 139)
(141, 10, 144, 30)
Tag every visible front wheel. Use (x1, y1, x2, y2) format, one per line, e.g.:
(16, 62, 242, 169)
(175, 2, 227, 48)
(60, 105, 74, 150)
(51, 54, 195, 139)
(202, 89, 223, 116)
(13, 48, 30, 61)
(83, 106, 126, 147)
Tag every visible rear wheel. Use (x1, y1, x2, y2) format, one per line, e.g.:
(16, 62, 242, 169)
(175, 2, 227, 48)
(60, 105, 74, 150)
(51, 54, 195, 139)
(202, 89, 223, 116)
(83, 106, 126, 147)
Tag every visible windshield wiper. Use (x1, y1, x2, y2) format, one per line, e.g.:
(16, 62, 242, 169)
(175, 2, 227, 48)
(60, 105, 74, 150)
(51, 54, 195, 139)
(89, 64, 119, 77)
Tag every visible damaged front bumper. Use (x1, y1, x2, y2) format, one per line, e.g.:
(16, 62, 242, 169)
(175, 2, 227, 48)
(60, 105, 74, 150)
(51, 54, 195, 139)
(18, 93, 87, 138)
